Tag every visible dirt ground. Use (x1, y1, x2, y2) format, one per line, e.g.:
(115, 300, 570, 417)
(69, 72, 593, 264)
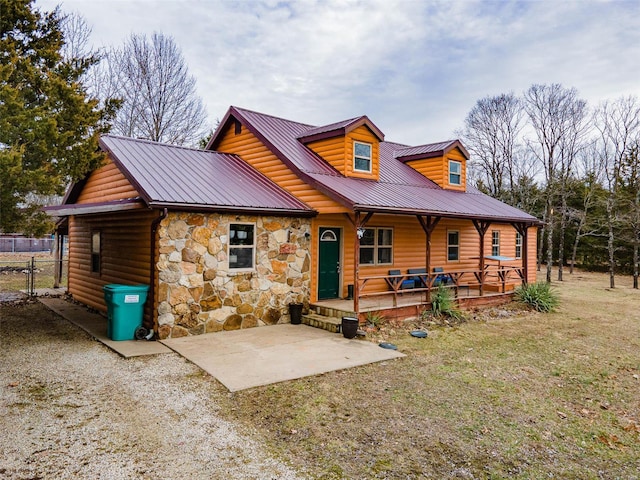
(0, 300, 303, 480)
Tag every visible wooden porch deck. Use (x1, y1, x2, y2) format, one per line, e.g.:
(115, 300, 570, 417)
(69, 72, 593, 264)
(311, 287, 515, 322)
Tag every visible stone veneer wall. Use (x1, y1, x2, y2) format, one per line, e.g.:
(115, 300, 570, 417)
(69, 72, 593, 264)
(156, 212, 311, 339)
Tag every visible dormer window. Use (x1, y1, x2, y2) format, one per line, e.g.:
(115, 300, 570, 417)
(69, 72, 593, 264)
(354, 142, 372, 173)
(449, 160, 461, 186)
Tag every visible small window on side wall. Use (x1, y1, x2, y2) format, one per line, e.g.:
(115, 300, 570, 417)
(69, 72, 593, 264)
(492, 230, 500, 257)
(354, 141, 372, 173)
(91, 231, 101, 274)
(449, 160, 462, 186)
(229, 223, 255, 270)
(515, 232, 523, 259)
(447, 231, 459, 261)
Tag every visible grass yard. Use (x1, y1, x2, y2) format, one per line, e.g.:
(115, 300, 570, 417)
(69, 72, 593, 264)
(218, 270, 640, 479)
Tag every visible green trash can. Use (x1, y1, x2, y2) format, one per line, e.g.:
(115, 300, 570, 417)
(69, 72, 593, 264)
(103, 284, 149, 341)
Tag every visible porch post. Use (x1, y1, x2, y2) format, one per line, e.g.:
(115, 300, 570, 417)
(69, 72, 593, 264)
(353, 212, 360, 317)
(348, 211, 373, 319)
(473, 220, 491, 296)
(511, 222, 530, 286)
(53, 232, 62, 288)
(417, 215, 441, 302)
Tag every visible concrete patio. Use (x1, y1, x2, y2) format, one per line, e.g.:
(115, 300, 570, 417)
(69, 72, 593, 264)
(38, 297, 405, 391)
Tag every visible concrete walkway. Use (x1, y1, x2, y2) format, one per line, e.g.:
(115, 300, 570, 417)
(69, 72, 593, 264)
(161, 324, 405, 392)
(38, 296, 405, 391)
(39, 297, 171, 358)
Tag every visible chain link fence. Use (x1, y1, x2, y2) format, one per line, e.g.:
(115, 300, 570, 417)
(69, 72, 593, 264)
(0, 256, 67, 297)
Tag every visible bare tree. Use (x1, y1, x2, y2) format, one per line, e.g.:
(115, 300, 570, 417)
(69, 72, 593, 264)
(593, 96, 640, 288)
(523, 84, 587, 282)
(460, 93, 525, 202)
(102, 32, 208, 146)
(59, 11, 93, 63)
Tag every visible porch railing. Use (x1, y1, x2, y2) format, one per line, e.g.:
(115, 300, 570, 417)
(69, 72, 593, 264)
(358, 265, 525, 307)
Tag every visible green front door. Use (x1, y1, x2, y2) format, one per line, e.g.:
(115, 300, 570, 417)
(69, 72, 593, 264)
(318, 227, 341, 300)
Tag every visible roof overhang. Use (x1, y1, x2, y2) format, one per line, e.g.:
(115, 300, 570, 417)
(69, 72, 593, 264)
(353, 205, 542, 226)
(147, 201, 317, 218)
(395, 140, 470, 163)
(297, 116, 385, 144)
(43, 198, 146, 217)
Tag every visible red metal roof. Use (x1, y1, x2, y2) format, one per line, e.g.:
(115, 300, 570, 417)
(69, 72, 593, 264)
(394, 140, 470, 162)
(85, 135, 315, 216)
(210, 107, 539, 224)
(297, 115, 385, 143)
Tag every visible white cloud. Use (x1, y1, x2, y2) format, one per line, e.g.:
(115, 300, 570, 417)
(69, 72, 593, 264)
(36, 0, 640, 145)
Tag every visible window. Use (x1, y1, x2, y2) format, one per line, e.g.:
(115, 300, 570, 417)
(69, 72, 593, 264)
(449, 160, 461, 185)
(353, 141, 372, 173)
(492, 230, 500, 257)
(447, 231, 459, 261)
(359, 227, 393, 265)
(91, 231, 101, 274)
(515, 232, 523, 259)
(229, 223, 255, 270)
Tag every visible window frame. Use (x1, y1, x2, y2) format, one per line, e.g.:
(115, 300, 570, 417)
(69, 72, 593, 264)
(228, 222, 256, 272)
(491, 230, 500, 257)
(449, 160, 462, 186)
(515, 232, 523, 259)
(353, 141, 372, 173)
(358, 227, 393, 266)
(90, 230, 101, 274)
(447, 230, 460, 261)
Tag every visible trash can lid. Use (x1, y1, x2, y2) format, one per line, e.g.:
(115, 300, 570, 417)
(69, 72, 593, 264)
(103, 284, 149, 292)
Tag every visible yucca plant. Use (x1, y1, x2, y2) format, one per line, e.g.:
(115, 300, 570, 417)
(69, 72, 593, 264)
(430, 285, 463, 320)
(514, 281, 559, 312)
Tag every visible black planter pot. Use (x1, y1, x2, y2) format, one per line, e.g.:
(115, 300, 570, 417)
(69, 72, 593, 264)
(289, 303, 303, 325)
(341, 316, 359, 339)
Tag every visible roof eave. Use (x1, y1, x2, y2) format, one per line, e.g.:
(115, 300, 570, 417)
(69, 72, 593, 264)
(147, 201, 317, 218)
(353, 204, 541, 225)
(43, 198, 146, 217)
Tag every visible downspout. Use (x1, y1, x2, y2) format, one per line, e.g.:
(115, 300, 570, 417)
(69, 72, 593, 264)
(148, 208, 168, 332)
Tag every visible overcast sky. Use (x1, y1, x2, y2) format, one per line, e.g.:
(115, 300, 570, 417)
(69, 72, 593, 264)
(36, 0, 640, 146)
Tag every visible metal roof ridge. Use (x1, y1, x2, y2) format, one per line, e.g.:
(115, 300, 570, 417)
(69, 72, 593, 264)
(230, 105, 316, 128)
(101, 134, 218, 154)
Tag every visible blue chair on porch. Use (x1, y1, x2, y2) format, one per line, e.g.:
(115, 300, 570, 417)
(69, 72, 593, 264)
(432, 267, 453, 286)
(407, 268, 427, 289)
(388, 269, 414, 290)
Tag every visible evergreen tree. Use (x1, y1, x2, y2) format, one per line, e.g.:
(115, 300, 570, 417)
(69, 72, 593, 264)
(0, 0, 113, 235)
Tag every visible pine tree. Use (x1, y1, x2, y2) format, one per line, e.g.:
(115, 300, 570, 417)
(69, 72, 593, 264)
(0, 0, 113, 235)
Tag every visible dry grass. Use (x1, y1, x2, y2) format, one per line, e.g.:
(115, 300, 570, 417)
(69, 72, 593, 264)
(218, 270, 640, 479)
(0, 253, 65, 292)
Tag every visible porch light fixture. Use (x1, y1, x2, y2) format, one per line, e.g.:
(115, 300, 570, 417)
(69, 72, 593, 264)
(356, 227, 366, 239)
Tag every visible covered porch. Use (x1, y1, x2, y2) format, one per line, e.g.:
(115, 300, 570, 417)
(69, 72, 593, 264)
(347, 211, 535, 319)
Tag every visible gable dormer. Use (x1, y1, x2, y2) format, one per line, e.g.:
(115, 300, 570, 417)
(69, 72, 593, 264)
(394, 140, 469, 191)
(298, 116, 384, 180)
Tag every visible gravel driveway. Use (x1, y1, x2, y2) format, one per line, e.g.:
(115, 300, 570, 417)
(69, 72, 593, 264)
(0, 300, 304, 479)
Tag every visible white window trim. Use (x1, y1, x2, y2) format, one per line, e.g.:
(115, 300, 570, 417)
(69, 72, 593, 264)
(229, 222, 256, 272)
(515, 232, 523, 259)
(359, 227, 393, 266)
(492, 230, 500, 257)
(449, 160, 462, 186)
(353, 141, 372, 173)
(447, 230, 459, 262)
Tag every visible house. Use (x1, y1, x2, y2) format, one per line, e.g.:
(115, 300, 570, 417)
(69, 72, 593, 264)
(46, 106, 540, 339)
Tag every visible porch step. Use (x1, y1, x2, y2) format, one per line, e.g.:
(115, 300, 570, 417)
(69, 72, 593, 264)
(312, 305, 356, 319)
(302, 313, 342, 334)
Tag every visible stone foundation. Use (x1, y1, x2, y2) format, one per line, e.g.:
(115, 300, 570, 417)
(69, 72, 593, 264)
(155, 212, 311, 339)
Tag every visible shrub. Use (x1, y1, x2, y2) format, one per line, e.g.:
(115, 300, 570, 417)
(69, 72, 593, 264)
(430, 285, 464, 320)
(514, 281, 559, 312)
